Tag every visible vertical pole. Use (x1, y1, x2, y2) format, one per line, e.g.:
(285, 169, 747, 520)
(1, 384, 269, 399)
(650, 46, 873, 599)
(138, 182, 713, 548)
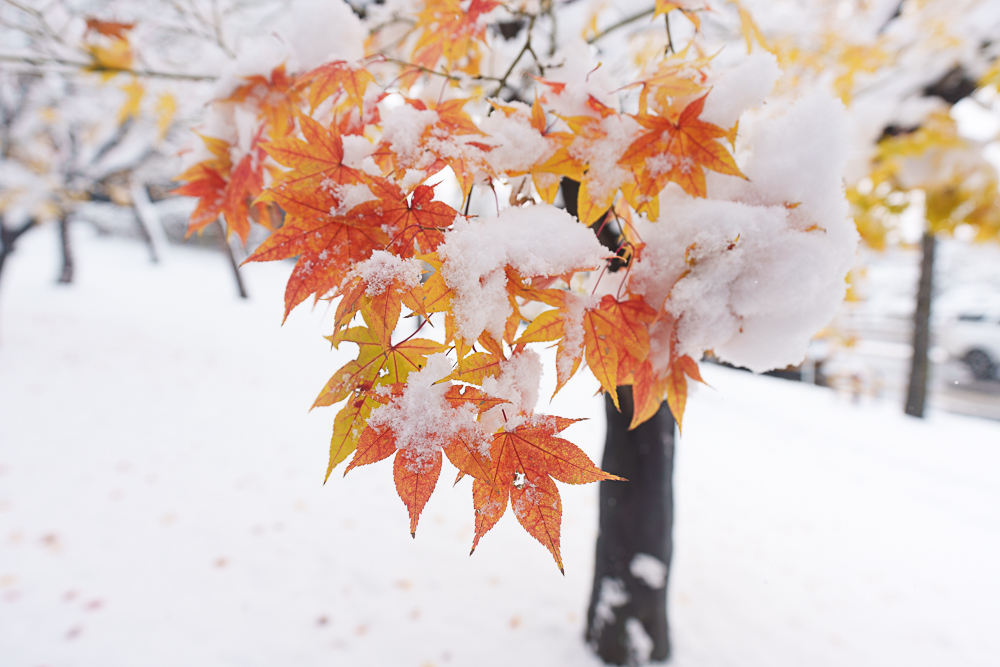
(586, 386, 675, 664)
(905, 230, 935, 417)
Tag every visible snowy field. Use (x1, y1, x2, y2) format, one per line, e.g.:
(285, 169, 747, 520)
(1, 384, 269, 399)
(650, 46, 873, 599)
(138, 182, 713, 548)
(2, 225, 1000, 667)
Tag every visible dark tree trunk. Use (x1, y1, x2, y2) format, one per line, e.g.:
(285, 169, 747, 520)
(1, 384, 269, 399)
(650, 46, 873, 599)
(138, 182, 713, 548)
(905, 230, 935, 417)
(57, 216, 74, 284)
(1, 219, 33, 288)
(217, 219, 248, 299)
(586, 385, 676, 665)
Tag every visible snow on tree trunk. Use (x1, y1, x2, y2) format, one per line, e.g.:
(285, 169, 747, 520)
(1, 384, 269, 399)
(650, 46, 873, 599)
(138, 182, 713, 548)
(586, 386, 675, 665)
(905, 230, 936, 418)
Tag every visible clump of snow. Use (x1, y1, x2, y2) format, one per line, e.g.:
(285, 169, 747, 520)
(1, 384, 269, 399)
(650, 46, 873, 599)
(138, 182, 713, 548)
(624, 618, 654, 665)
(700, 52, 780, 128)
(567, 114, 641, 210)
(437, 204, 608, 342)
(348, 250, 422, 296)
(479, 103, 554, 176)
(557, 292, 599, 385)
(632, 91, 858, 373)
(279, 0, 364, 71)
(591, 576, 630, 636)
(538, 40, 619, 117)
(379, 104, 438, 168)
(629, 553, 668, 589)
(479, 350, 543, 431)
(367, 354, 481, 464)
(342, 134, 377, 172)
(327, 182, 377, 216)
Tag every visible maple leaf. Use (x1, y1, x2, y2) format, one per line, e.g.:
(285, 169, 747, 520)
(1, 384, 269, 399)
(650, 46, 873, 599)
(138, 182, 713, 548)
(296, 60, 375, 113)
(417, 254, 455, 314)
(88, 43, 133, 76)
(174, 131, 268, 243)
(582, 304, 621, 409)
(85, 18, 134, 41)
(173, 163, 227, 234)
(220, 145, 266, 242)
(227, 65, 302, 139)
(117, 79, 144, 124)
(620, 56, 710, 116)
(442, 386, 504, 484)
(331, 261, 428, 348)
(351, 180, 457, 258)
(620, 94, 744, 207)
(411, 0, 501, 72)
(322, 327, 447, 401)
(471, 417, 623, 571)
(373, 98, 492, 198)
(394, 447, 443, 536)
(326, 395, 380, 480)
(445, 351, 505, 385)
(261, 112, 361, 191)
(244, 183, 390, 318)
(342, 382, 493, 536)
(663, 354, 704, 432)
(629, 343, 704, 432)
(315, 327, 448, 476)
(549, 97, 632, 226)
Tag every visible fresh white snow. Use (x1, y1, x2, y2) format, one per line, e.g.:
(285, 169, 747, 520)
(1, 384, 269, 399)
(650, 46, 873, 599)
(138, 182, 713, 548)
(1, 225, 999, 666)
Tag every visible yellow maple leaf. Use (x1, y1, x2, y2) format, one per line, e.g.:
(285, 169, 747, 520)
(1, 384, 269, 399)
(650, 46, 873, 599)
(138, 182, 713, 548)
(117, 79, 144, 124)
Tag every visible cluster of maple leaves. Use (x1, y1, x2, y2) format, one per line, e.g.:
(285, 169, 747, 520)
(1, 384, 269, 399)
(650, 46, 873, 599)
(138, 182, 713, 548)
(176, 2, 741, 571)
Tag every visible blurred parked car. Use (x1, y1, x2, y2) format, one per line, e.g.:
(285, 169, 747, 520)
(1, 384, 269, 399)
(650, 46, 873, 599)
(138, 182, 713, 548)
(939, 310, 1000, 380)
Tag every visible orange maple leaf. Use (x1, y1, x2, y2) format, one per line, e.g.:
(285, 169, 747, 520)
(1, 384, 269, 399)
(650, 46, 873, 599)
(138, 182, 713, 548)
(411, 0, 501, 72)
(227, 65, 302, 139)
(85, 18, 134, 41)
(620, 94, 744, 209)
(244, 183, 390, 319)
(262, 112, 362, 191)
(174, 131, 267, 243)
(352, 180, 457, 258)
(472, 416, 623, 571)
(331, 261, 428, 348)
(296, 60, 375, 113)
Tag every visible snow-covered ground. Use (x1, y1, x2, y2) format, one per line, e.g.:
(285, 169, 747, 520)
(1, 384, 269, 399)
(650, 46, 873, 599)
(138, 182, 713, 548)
(2, 225, 999, 667)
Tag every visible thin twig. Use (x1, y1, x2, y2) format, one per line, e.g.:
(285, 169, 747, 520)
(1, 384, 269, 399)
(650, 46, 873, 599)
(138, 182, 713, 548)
(664, 12, 675, 55)
(587, 7, 656, 45)
(379, 56, 501, 84)
(491, 15, 536, 97)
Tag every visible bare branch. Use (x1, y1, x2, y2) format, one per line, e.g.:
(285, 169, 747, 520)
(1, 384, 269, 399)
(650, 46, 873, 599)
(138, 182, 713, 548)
(0, 54, 216, 81)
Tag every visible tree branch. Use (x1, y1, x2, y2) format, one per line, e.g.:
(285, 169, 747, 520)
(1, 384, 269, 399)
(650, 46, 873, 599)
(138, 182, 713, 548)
(0, 54, 216, 81)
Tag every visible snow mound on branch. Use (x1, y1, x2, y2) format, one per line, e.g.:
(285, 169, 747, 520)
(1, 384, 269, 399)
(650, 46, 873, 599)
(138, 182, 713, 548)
(348, 251, 422, 296)
(479, 350, 543, 432)
(700, 52, 780, 128)
(539, 40, 619, 116)
(367, 354, 480, 463)
(281, 0, 365, 70)
(632, 91, 858, 373)
(437, 204, 609, 343)
(479, 103, 554, 176)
